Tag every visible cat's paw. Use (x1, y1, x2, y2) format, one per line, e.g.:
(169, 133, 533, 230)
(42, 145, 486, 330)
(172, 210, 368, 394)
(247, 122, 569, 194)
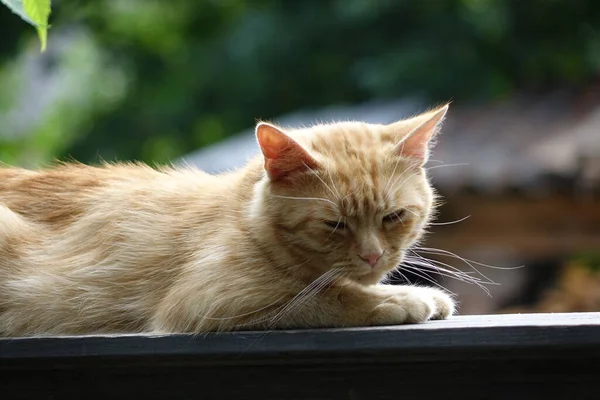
(369, 285, 455, 325)
(427, 287, 455, 320)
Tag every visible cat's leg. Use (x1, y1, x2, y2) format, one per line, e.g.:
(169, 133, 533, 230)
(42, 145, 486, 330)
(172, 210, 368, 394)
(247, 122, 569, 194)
(150, 279, 455, 333)
(273, 282, 455, 329)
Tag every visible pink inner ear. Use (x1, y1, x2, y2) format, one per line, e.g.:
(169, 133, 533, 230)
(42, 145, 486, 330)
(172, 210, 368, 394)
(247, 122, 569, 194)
(400, 132, 429, 160)
(396, 105, 448, 164)
(256, 123, 317, 181)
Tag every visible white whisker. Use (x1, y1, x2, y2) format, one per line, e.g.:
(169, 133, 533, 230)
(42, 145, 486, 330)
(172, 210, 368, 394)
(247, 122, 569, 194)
(404, 255, 486, 282)
(403, 262, 492, 296)
(407, 250, 487, 280)
(325, 216, 344, 241)
(404, 258, 495, 286)
(425, 163, 470, 171)
(397, 265, 454, 294)
(384, 169, 422, 205)
(323, 159, 342, 200)
(412, 248, 495, 284)
(429, 215, 471, 226)
(415, 247, 525, 270)
(391, 269, 412, 285)
(383, 153, 405, 195)
(197, 294, 289, 322)
(403, 250, 499, 296)
(267, 267, 342, 328)
(304, 163, 340, 201)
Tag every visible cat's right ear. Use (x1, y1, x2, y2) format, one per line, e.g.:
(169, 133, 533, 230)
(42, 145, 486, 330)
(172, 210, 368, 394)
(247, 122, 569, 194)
(255, 122, 318, 181)
(391, 104, 449, 166)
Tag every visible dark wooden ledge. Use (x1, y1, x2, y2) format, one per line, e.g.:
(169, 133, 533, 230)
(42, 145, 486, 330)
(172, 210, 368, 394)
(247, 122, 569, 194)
(2, 312, 599, 399)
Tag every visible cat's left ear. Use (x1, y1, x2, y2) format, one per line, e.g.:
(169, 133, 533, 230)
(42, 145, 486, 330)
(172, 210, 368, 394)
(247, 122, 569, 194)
(255, 122, 318, 181)
(392, 104, 449, 165)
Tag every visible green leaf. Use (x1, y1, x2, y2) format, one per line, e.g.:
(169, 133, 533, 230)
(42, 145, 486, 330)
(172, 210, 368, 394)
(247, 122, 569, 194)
(23, 0, 51, 51)
(35, 24, 48, 51)
(0, 0, 36, 25)
(0, 0, 51, 51)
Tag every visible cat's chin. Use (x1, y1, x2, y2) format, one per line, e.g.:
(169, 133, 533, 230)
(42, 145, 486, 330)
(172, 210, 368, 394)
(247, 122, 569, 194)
(349, 269, 388, 286)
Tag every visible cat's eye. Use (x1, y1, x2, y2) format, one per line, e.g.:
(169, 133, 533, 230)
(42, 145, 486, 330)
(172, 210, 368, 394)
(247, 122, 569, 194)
(324, 220, 346, 229)
(383, 209, 406, 223)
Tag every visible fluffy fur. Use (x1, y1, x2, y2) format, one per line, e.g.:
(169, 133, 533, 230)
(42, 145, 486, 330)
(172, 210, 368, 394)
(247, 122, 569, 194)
(0, 105, 455, 336)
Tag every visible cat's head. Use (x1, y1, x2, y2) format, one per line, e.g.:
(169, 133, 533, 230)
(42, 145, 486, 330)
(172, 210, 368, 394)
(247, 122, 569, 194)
(251, 105, 448, 284)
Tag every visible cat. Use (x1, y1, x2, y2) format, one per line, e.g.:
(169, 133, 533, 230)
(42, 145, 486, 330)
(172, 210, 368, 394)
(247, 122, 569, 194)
(0, 105, 455, 336)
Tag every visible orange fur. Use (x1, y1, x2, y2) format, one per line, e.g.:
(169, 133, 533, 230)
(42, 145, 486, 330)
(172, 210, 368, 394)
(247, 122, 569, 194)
(0, 106, 455, 336)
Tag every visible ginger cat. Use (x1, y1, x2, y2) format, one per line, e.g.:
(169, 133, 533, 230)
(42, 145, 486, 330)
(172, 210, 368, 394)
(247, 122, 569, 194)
(0, 105, 455, 336)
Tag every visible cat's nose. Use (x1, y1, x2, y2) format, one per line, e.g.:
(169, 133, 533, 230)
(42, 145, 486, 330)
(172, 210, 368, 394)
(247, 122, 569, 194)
(359, 252, 383, 267)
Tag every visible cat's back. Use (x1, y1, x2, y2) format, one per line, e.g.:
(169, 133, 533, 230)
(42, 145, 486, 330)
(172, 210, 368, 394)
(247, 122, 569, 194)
(1, 164, 138, 223)
(0, 163, 224, 228)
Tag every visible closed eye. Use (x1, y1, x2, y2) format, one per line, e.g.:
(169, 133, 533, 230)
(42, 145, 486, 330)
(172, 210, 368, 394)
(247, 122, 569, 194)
(324, 219, 346, 229)
(383, 209, 406, 223)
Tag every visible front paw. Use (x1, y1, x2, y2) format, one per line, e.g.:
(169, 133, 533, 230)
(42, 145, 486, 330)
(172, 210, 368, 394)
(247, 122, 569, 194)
(426, 287, 456, 320)
(369, 285, 455, 325)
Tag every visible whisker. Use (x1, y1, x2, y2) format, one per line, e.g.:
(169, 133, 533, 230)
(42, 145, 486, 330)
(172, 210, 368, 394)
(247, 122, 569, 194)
(235, 270, 339, 355)
(407, 254, 498, 290)
(272, 194, 339, 209)
(404, 259, 495, 287)
(404, 252, 497, 296)
(387, 210, 406, 226)
(407, 250, 488, 281)
(411, 248, 496, 284)
(402, 262, 492, 297)
(323, 159, 342, 200)
(384, 169, 422, 204)
(404, 256, 489, 284)
(383, 153, 406, 195)
(397, 265, 454, 294)
(268, 268, 342, 328)
(429, 215, 471, 226)
(403, 208, 419, 217)
(304, 163, 340, 201)
(199, 258, 315, 325)
(197, 294, 289, 322)
(415, 247, 525, 270)
(391, 269, 412, 285)
(424, 163, 470, 171)
(325, 216, 344, 241)
(394, 169, 422, 190)
(266, 273, 336, 329)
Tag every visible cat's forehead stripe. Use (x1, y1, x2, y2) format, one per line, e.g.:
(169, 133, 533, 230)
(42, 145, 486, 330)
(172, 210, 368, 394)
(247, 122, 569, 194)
(302, 123, 401, 217)
(337, 159, 391, 217)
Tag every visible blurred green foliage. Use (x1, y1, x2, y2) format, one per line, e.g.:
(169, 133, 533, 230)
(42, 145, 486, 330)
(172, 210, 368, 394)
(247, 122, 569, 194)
(1, 0, 599, 166)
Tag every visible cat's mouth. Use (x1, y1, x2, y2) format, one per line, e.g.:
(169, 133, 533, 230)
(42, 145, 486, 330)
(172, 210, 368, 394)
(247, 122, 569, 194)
(344, 264, 390, 284)
(329, 251, 402, 283)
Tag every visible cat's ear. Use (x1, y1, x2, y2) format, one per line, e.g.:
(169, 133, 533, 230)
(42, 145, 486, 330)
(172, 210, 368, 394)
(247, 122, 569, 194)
(392, 104, 449, 165)
(255, 122, 318, 181)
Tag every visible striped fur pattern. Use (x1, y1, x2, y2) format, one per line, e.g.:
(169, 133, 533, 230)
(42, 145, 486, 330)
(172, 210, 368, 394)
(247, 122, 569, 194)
(0, 105, 454, 336)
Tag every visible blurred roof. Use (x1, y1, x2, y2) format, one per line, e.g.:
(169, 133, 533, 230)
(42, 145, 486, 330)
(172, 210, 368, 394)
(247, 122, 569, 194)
(181, 92, 600, 194)
(180, 98, 421, 172)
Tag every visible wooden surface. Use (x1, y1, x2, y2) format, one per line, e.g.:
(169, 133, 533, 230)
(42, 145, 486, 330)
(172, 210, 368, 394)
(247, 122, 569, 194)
(1, 312, 599, 399)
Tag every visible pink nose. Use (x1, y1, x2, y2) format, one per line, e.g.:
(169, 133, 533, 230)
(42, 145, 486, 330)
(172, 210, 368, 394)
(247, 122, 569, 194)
(359, 252, 383, 267)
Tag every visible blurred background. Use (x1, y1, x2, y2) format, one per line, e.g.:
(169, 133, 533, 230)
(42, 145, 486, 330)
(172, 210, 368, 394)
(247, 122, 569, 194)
(1, 0, 599, 315)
